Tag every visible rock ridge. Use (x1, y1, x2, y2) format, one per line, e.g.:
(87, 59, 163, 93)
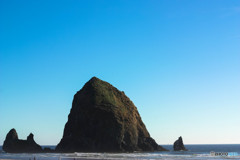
(3, 128, 42, 153)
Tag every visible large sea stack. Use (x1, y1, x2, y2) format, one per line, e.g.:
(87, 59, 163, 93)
(56, 77, 166, 152)
(3, 128, 42, 153)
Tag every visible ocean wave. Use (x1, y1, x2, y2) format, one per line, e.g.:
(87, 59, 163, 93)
(1, 152, 240, 160)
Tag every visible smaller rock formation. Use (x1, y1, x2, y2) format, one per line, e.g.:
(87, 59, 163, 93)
(173, 136, 187, 151)
(3, 128, 42, 153)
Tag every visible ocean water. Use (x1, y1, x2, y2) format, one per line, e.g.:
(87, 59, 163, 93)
(0, 144, 239, 160)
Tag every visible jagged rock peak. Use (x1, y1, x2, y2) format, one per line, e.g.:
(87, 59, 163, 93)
(5, 128, 18, 141)
(56, 77, 167, 152)
(173, 136, 187, 151)
(27, 133, 34, 141)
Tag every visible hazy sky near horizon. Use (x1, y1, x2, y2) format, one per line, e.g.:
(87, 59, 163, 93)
(0, 0, 239, 145)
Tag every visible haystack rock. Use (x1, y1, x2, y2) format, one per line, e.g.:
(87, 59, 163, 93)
(3, 128, 42, 153)
(56, 77, 167, 152)
(173, 136, 187, 151)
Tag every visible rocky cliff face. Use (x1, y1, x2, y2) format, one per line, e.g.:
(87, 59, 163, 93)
(173, 136, 187, 151)
(56, 77, 166, 152)
(3, 129, 42, 153)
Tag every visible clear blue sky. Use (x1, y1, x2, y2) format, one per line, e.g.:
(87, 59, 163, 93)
(0, 0, 239, 145)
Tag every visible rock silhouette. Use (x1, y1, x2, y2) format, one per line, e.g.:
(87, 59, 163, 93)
(3, 129, 56, 153)
(3, 128, 42, 153)
(56, 77, 167, 152)
(173, 136, 187, 151)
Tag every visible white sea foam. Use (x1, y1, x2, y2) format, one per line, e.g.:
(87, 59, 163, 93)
(1, 152, 240, 160)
